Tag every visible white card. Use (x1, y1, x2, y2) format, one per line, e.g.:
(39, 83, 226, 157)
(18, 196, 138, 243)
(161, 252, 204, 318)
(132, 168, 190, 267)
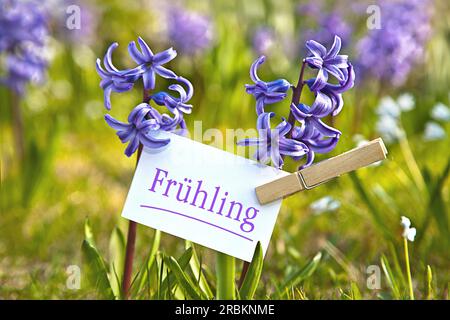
(121, 132, 289, 262)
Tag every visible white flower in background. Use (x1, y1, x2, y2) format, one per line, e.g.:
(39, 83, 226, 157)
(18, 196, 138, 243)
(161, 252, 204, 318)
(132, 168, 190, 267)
(401, 216, 416, 242)
(376, 115, 404, 143)
(431, 102, 450, 122)
(376, 96, 401, 118)
(423, 122, 446, 141)
(310, 196, 341, 215)
(375, 94, 414, 144)
(397, 93, 415, 112)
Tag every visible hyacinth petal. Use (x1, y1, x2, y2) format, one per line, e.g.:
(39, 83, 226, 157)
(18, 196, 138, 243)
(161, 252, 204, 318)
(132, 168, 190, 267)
(143, 71, 155, 90)
(250, 56, 265, 82)
(138, 132, 171, 149)
(128, 103, 149, 123)
(256, 99, 265, 115)
(128, 41, 146, 64)
(306, 40, 327, 57)
(275, 118, 291, 137)
(105, 114, 129, 130)
(305, 56, 323, 68)
(176, 103, 193, 114)
(124, 134, 140, 157)
(154, 65, 177, 79)
(290, 103, 308, 121)
(177, 76, 194, 101)
(310, 117, 341, 137)
(326, 65, 346, 82)
(311, 92, 333, 117)
(309, 68, 328, 92)
(325, 35, 342, 59)
(257, 112, 273, 130)
(137, 37, 154, 60)
(168, 84, 187, 101)
(308, 136, 340, 153)
(279, 139, 309, 157)
(103, 42, 120, 73)
(152, 48, 177, 65)
(103, 86, 113, 110)
(327, 55, 348, 68)
(95, 58, 109, 78)
(270, 142, 283, 168)
(237, 138, 262, 146)
(117, 127, 135, 143)
(299, 151, 315, 170)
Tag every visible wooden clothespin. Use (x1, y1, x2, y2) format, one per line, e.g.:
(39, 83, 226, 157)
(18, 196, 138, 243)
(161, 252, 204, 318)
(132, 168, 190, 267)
(256, 138, 388, 204)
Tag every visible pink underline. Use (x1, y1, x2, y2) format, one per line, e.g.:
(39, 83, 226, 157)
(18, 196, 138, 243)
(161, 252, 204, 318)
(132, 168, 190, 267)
(139, 204, 253, 242)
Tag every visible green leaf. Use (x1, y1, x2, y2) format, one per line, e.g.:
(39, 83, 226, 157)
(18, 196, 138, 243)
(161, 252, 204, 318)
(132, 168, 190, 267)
(350, 282, 362, 300)
(109, 226, 125, 299)
(281, 252, 322, 295)
(239, 242, 263, 300)
(216, 252, 235, 300)
(82, 240, 114, 299)
(426, 265, 433, 300)
(185, 241, 214, 299)
(136, 230, 161, 294)
(381, 255, 401, 299)
(155, 247, 193, 299)
(84, 218, 95, 246)
(163, 253, 206, 300)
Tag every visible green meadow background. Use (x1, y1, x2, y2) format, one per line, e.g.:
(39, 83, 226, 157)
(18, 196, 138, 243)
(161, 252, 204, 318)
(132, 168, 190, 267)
(1, 0, 449, 299)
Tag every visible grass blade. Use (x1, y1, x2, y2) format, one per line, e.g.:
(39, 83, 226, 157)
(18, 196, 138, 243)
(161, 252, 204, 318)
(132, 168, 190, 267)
(380, 254, 401, 299)
(185, 241, 214, 299)
(281, 252, 322, 295)
(239, 242, 263, 300)
(163, 253, 205, 300)
(109, 226, 125, 299)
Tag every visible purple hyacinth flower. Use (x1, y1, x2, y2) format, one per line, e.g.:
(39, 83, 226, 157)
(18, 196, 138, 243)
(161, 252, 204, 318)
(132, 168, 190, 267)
(305, 35, 349, 92)
(237, 112, 308, 168)
(306, 63, 355, 116)
(245, 56, 291, 115)
(104, 103, 172, 157)
(151, 76, 194, 114)
(96, 38, 178, 110)
(127, 37, 178, 89)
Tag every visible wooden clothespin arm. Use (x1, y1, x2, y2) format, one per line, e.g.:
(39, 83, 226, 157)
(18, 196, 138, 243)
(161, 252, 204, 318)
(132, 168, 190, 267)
(256, 138, 388, 204)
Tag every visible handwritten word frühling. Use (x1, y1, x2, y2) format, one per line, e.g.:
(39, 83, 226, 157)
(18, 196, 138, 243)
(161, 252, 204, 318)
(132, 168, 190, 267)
(149, 168, 260, 232)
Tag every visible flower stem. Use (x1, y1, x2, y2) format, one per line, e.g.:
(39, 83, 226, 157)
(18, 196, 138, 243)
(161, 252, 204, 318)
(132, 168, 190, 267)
(287, 60, 307, 138)
(403, 237, 414, 300)
(216, 252, 236, 299)
(122, 88, 151, 299)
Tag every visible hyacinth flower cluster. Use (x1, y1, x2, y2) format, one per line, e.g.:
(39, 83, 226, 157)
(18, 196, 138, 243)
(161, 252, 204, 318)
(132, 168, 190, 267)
(238, 35, 355, 169)
(0, 0, 49, 94)
(356, 0, 432, 86)
(96, 37, 193, 157)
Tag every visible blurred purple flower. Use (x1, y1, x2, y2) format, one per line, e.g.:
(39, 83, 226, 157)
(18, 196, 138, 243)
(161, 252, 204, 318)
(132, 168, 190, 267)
(245, 56, 292, 115)
(96, 37, 178, 110)
(0, 0, 49, 94)
(167, 7, 213, 55)
(104, 103, 182, 157)
(252, 27, 275, 55)
(237, 112, 309, 168)
(356, 0, 432, 86)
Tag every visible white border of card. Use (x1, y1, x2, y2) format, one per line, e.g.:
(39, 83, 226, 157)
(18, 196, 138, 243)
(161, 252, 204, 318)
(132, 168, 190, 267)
(121, 132, 289, 262)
